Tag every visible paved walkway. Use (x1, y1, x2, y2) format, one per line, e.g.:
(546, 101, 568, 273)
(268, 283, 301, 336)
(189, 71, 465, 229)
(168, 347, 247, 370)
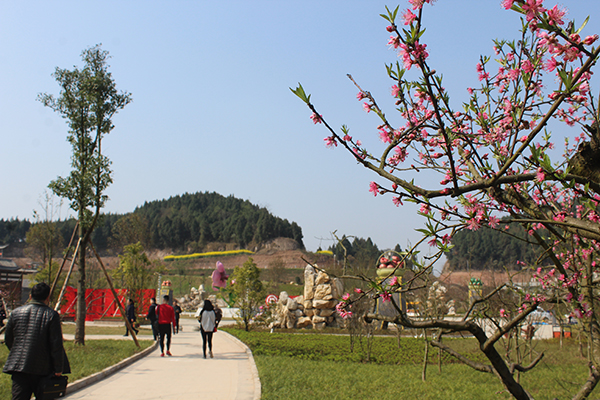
(63, 318, 260, 400)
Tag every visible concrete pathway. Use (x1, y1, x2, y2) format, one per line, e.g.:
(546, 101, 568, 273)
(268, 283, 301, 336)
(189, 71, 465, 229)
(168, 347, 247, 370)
(63, 318, 260, 400)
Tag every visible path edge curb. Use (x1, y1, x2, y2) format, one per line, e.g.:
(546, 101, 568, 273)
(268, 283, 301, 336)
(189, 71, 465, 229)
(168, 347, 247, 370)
(221, 331, 262, 400)
(66, 340, 158, 395)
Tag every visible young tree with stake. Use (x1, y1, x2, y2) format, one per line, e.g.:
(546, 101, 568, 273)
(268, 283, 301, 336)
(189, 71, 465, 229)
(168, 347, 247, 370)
(39, 45, 132, 345)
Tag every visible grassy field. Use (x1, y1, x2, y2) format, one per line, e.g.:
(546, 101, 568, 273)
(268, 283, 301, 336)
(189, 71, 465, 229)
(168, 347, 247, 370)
(0, 331, 153, 399)
(61, 323, 154, 336)
(225, 328, 591, 399)
(164, 270, 305, 298)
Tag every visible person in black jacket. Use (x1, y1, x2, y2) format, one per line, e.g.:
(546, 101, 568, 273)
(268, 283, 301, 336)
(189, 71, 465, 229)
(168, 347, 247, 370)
(124, 298, 139, 336)
(3, 282, 70, 400)
(173, 299, 182, 334)
(146, 297, 158, 340)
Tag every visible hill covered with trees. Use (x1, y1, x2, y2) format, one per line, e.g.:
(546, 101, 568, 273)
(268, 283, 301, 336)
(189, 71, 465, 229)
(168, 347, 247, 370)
(134, 192, 304, 251)
(0, 191, 304, 255)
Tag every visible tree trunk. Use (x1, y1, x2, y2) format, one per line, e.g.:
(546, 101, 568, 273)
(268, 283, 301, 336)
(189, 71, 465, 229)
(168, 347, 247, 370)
(422, 329, 428, 382)
(474, 330, 532, 399)
(74, 225, 86, 345)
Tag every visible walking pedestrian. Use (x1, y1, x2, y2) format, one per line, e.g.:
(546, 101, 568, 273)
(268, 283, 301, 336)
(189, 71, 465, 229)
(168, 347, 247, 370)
(199, 299, 217, 359)
(146, 297, 158, 340)
(124, 299, 139, 336)
(156, 295, 176, 357)
(214, 303, 223, 328)
(173, 299, 182, 334)
(0, 301, 6, 328)
(3, 282, 70, 400)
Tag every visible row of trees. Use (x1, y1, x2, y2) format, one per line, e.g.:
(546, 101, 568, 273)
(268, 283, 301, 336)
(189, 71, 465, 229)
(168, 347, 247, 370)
(3, 191, 306, 258)
(446, 223, 543, 270)
(0, 219, 31, 248)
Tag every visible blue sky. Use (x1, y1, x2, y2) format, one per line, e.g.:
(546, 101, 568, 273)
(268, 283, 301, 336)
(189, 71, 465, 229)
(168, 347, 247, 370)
(1, 1, 598, 267)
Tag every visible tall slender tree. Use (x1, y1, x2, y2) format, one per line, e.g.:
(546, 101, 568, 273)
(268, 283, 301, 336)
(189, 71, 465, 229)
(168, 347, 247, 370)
(39, 44, 132, 344)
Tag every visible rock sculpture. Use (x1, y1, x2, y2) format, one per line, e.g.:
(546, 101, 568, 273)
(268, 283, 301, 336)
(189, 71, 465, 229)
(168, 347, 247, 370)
(271, 264, 342, 330)
(176, 284, 208, 312)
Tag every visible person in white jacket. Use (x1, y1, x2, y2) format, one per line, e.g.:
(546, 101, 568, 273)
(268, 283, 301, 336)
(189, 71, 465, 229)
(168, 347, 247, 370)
(198, 299, 216, 358)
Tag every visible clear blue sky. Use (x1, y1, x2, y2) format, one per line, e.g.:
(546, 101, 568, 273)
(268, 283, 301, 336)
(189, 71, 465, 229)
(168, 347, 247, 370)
(1, 1, 598, 266)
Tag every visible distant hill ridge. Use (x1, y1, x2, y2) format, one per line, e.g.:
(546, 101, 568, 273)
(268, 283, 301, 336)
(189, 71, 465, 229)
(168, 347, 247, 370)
(0, 191, 304, 255)
(134, 191, 304, 251)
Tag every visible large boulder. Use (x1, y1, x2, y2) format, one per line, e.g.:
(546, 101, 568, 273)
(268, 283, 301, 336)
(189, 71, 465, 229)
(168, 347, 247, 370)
(287, 297, 299, 311)
(317, 309, 335, 318)
(314, 284, 333, 300)
(331, 278, 344, 300)
(314, 322, 326, 330)
(304, 266, 316, 300)
(297, 316, 313, 329)
(315, 270, 330, 285)
(279, 291, 290, 304)
(313, 299, 336, 309)
(286, 312, 296, 329)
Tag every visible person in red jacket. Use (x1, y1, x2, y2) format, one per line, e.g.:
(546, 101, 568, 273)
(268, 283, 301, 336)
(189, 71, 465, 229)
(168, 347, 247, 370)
(156, 295, 176, 357)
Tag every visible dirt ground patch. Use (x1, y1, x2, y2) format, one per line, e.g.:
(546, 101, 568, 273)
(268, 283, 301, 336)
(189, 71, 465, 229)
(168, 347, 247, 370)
(12, 248, 335, 273)
(438, 269, 533, 287)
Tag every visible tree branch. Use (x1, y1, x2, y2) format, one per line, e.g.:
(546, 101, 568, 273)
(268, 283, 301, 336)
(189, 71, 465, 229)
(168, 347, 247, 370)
(508, 352, 544, 374)
(572, 363, 600, 400)
(430, 339, 494, 373)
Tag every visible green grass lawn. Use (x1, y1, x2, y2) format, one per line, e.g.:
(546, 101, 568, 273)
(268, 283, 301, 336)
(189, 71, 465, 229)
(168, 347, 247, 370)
(0, 338, 153, 399)
(61, 323, 153, 336)
(225, 328, 591, 399)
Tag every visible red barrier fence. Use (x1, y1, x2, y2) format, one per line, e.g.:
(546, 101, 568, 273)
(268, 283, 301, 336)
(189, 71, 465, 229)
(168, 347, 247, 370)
(59, 287, 156, 321)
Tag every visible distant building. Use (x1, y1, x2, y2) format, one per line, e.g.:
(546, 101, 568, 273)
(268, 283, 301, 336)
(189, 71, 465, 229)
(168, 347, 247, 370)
(0, 258, 22, 308)
(0, 256, 38, 308)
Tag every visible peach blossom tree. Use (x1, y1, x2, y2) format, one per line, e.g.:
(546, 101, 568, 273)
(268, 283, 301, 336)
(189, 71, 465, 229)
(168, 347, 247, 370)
(293, 1, 600, 399)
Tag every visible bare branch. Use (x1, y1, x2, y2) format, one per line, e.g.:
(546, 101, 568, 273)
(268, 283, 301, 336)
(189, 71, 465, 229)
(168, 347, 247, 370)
(431, 340, 494, 373)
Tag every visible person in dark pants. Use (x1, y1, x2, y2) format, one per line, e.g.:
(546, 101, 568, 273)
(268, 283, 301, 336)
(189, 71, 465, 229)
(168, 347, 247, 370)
(146, 297, 158, 340)
(173, 299, 182, 334)
(0, 302, 6, 328)
(3, 282, 70, 400)
(199, 299, 217, 359)
(156, 295, 176, 357)
(124, 298, 139, 336)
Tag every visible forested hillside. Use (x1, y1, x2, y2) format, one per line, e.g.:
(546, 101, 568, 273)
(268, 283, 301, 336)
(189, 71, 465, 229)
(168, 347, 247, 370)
(0, 219, 30, 244)
(446, 223, 544, 270)
(0, 191, 304, 254)
(134, 192, 304, 250)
